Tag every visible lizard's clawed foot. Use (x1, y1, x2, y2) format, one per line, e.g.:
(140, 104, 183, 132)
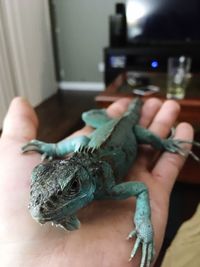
(22, 139, 56, 161)
(127, 219, 154, 267)
(163, 139, 200, 161)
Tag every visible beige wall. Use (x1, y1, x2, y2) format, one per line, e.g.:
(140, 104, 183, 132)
(54, 0, 126, 82)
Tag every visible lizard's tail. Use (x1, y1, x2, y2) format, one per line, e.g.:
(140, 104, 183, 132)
(124, 97, 143, 124)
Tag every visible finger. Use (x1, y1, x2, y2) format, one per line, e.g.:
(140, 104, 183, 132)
(70, 98, 133, 138)
(106, 97, 131, 117)
(135, 100, 180, 169)
(2, 97, 38, 141)
(107, 98, 162, 128)
(71, 97, 162, 138)
(152, 122, 194, 193)
(79, 97, 162, 134)
(148, 100, 180, 137)
(139, 98, 162, 128)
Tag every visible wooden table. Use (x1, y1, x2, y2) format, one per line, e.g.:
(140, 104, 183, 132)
(95, 73, 200, 184)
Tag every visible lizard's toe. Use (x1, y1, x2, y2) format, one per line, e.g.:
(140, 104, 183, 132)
(128, 219, 154, 267)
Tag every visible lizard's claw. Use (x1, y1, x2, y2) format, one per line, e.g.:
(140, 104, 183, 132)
(41, 153, 53, 161)
(22, 139, 56, 161)
(128, 219, 154, 267)
(163, 139, 200, 161)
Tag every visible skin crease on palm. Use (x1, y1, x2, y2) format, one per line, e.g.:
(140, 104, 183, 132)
(0, 97, 193, 267)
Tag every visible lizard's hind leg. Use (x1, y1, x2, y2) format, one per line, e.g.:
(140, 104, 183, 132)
(134, 125, 200, 161)
(82, 109, 111, 128)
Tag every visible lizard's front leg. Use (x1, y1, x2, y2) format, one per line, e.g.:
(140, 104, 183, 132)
(98, 181, 154, 267)
(22, 135, 90, 160)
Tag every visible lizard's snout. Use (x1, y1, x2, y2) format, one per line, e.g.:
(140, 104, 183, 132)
(29, 203, 55, 223)
(29, 205, 45, 223)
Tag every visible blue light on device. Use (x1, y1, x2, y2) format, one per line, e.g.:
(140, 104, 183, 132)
(151, 60, 159, 68)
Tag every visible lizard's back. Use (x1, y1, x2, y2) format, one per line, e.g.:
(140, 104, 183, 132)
(87, 98, 142, 181)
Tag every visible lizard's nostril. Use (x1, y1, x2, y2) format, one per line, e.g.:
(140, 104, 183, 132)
(35, 193, 42, 205)
(45, 200, 55, 208)
(57, 190, 62, 196)
(50, 194, 58, 201)
(39, 206, 44, 212)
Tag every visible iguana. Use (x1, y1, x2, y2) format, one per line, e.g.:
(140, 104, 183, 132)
(22, 97, 199, 267)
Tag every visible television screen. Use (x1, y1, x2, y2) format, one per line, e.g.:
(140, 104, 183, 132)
(126, 0, 200, 43)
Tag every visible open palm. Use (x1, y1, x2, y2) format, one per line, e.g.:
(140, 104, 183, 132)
(0, 97, 193, 267)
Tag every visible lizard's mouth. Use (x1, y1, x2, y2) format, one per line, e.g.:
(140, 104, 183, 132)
(29, 203, 67, 224)
(30, 192, 88, 224)
(30, 205, 69, 224)
(32, 212, 68, 225)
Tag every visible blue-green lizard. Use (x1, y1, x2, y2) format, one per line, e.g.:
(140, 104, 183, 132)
(22, 97, 199, 267)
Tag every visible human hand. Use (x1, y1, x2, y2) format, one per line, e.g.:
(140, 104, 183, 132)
(0, 97, 193, 267)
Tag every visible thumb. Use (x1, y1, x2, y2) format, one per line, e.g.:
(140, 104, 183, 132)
(2, 97, 38, 141)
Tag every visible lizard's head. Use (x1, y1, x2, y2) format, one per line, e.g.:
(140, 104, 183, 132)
(28, 158, 95, 229)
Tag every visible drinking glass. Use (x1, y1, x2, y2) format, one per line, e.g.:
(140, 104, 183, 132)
(166, 56, 192, 99)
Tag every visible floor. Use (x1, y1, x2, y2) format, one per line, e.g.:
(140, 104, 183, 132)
(36, 90, 200, 266)
(35, 90, 98, 142)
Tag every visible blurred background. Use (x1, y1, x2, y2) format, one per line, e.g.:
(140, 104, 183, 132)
(1, 0, 200, 126)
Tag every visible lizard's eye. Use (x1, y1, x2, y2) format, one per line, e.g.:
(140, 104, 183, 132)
(63, 178, 81, 198)
(69, 178, 81, 196)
